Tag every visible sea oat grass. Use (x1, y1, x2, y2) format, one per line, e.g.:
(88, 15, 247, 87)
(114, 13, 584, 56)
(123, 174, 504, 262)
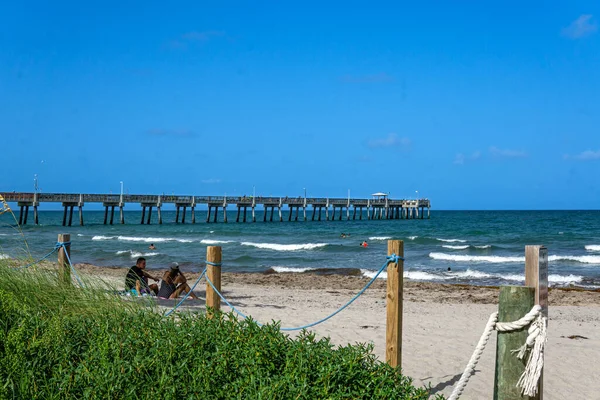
(0, 261, 442, 399)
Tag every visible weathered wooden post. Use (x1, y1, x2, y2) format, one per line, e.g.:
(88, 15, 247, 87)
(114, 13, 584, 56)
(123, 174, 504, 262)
(525, 245, 548, 400)
(493, 286, 535, 399)
(206, 246, 222, 317)
(386, 239, 404, 368)
(57, 233, 71, 285)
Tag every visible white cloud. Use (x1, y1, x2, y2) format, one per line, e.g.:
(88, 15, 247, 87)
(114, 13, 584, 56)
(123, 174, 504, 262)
(368, 133, 411, 148)
(489, 146, 527, 158)
(562, 15, 597, 39)
(454, 151, 481, 165)
(454, 153, 465, 165)
(566, 150, 600, 160)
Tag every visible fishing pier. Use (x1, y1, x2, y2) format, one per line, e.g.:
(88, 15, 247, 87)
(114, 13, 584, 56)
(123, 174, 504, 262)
(1, 192, 431, 226)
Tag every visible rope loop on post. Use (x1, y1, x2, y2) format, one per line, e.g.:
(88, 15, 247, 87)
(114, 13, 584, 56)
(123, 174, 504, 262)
(448, 305, 546, 400)
(205, 261, 222, 267)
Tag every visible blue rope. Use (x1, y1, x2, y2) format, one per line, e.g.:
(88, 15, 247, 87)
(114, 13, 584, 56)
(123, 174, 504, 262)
(203, 253, 404, 331)
(205, 261, 222, 266)
(56, 242, 86, 288)
(15, 248, 59, 270)
(164, 266, 208, 317)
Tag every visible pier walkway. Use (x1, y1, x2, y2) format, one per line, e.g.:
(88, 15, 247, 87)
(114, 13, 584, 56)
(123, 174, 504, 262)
(1, 192, 431, 226)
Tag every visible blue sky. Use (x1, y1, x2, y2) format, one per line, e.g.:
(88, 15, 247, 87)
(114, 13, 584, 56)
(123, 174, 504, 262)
(1, 2, 599, 210)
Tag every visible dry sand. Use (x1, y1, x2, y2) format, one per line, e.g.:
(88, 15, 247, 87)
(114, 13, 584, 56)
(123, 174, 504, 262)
(76, 264, 600, 399)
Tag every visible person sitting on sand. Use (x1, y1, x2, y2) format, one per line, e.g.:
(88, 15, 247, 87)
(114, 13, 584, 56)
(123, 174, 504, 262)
(360, 241, 368, 248)
(157, 263, 199, 300)
(125, 257, 159, 296)
(148, 243, 156, 250)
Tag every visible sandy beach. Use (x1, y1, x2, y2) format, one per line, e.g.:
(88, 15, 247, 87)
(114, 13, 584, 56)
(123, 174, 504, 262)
(71, 264, 600, 399)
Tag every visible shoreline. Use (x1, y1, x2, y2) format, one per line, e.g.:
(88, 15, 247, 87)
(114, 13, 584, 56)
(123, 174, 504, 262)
(72, 263, 600, 306)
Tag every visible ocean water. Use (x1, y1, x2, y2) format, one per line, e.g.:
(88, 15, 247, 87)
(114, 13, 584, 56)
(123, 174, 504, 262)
(1, 210, 600, 289)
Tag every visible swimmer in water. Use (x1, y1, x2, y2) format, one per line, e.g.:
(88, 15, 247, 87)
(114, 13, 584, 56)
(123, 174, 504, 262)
(149, 244, 156, 250)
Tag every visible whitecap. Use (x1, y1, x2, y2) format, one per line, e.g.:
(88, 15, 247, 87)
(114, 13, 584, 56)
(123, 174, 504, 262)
(369, 236, 392, 241)
(201, 239, 235, 245)
(241, 242, 328, 251)
(116, 250, 159, 258)
(442, 245, 469, 250)
(407, 236, 418, 240)
(475, 245, 492, 249)
(0, 253, 10, 260)
(117, 236, 172, 243)
(92, 235, 115, 240)
(429, 252, 524, 263)
(436, 238, 467, 243)
(585, 245, 600, 252)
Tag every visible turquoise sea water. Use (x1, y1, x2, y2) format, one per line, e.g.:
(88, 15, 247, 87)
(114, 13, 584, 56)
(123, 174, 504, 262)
(1, 210, 599, 288)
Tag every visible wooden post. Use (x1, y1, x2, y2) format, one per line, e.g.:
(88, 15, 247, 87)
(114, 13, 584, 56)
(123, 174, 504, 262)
(494, 286, 535, 400)
(57, 233, 71, 285)
(525, 245, 548, 400)
(206, 246, 222, 316)
(386, 240, 404, 368)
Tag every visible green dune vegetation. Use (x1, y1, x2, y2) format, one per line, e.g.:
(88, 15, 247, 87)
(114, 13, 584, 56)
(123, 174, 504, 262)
(0, 261, 442, 399)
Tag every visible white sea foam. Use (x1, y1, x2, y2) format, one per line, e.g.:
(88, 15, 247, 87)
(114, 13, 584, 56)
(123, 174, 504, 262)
(442, 245, 469, 250)
(209, 231, 215, 234)
(585, 245, 600, 252)
(201, 239, 235, 245)
(369, 236, 392, 241)
(405, 271, 444, 280)
(92, 235, 115, 240)
(436, 238, 467, 243)
(548, 255, 600, 264)
(271, 266, 316, 273)
(0, 254, 9, 260)
(360, 269, 450, 281)
(429, 252, 524, 263)
(77, 234, 84, 237)
(241, 242, 328, 251)
(452, 269, 493, 279)
(360, 269, 388, 280)
(117, 236, 173, 243)
(475, 245, 492, 249)
(407, 236, 418, 240)
(116, 250, 159, 258)
(114, 236, 192, 243)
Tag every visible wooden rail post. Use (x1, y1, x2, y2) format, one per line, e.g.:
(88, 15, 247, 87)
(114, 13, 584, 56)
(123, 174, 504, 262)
(525, 245, 548, 400)
(57, 233, 71, 285)
(206, 246, 222, 317)
(386, 240, 404, 368)
(493, 286, 535, 400)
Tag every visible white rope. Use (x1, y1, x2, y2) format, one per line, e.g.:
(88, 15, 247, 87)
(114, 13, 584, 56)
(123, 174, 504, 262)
(448, 305, 545, 400)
